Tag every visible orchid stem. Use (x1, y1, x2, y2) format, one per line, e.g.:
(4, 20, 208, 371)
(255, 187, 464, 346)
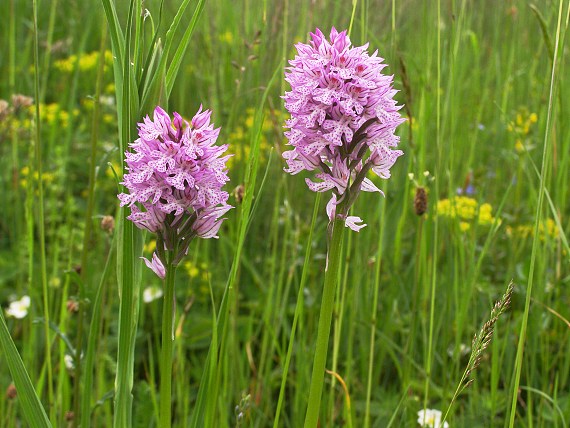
(159, 255, 177, 428)
(304, 216, 345, 428)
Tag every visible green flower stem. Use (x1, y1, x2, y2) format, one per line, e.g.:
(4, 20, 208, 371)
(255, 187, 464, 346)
(32, 0, 54, 422)
(304, 216, 345, 428)
(159, 257, 177, 428)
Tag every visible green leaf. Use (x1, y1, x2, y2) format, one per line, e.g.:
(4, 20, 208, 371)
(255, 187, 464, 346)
(165, 0, 207, 97)
(141, 0, 202, 113)
(0, 311, 52, 428)
(529, 4, 555, 61)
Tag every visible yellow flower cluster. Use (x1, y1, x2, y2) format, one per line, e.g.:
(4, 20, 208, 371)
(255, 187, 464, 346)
(218, 31, 234, 44)
(227, 108, 286, 168)
(3, 103, 78, 135)
(19, 165, 56, 189)
(182, 260, 211, 298)
(506, 219, 559, 241)
(54, 50, 113, 73)
(144, 239, 157, 254)
(436, 196, 496, 231)
(39, 103, 79, 128)
(1, 117, 31, 136)
(507, 108, 538, 153)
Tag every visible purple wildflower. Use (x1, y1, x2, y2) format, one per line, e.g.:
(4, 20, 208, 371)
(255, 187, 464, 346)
(282, 28, 404, 231)
(118, 106, 232, 276)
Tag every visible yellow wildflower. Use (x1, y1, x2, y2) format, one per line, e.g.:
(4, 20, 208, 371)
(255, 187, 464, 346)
(508, 219, 558, 241)
(508, 108, 538, 153)
(478, 203, 494, 225)
(219, 31, 234, 44)
(183, 260, 200, 278)
(437, 196, 496, 229)
(144, 239, 156, 254)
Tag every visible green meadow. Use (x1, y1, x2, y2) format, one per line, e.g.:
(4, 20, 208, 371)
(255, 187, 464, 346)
(0, 0, 569, 427)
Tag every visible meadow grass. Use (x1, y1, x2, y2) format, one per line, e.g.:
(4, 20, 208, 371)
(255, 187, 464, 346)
(0, 0, 569, 427)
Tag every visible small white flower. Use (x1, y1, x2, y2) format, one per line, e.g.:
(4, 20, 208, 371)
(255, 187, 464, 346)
(99, 95, 115, 107)
(417, 409, 449, 428)
(423, 170, 430, 177)
(143, 286, 163, 303)
(64, 354, 75, 371)
(447, 343, 471, 358)
(6, 295, 31, 319)
(408, 172, 415, 181)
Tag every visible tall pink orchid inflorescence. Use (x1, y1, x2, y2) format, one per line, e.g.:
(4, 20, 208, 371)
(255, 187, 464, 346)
(118, 106, 232, 277)
(282, 27, 404, 231)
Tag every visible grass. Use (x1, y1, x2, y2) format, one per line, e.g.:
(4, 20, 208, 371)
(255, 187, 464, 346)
(0, 0, 569, 427)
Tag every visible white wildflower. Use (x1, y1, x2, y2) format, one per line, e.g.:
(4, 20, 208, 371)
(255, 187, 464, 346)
(143, 286, 163, 303)
(6, 296, 31, 319)
(64, 354, 75, 371)
(417, 408, 449, 428)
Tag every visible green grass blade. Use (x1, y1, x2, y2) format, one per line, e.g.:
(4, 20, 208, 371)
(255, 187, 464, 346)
(139, 0, 193, 111)
(519, 386, 567, 428)
(81, 234, 116, 428)
(190, 61, 282, 427)
(508, 1, 567, 425)
(529, 4, 555, 61)
(273, 193, 321, 428)
(138, 1, 164, 98)
(99, 0, 125, 65)
(165, 0, 206, 98)
(113, 1, 143, 427)
(32, 0, 54, 421)
(0, 312, 52, 428)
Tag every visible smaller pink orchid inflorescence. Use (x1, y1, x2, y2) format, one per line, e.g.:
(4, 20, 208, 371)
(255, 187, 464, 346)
(282, 27, 404, 231)
(118, 106, 232, 277)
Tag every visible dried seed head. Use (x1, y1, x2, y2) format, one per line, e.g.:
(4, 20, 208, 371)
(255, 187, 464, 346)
(101, 215, 115, 233)
(232, 184, 245, 205)
(66, 300, 79, 313)
(414, 187, 428, 216)
(11, 94, 34, 110)
(65, 411, 74, 422)
(0, 100, 9, 120)
(6, 383, 17, 400)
